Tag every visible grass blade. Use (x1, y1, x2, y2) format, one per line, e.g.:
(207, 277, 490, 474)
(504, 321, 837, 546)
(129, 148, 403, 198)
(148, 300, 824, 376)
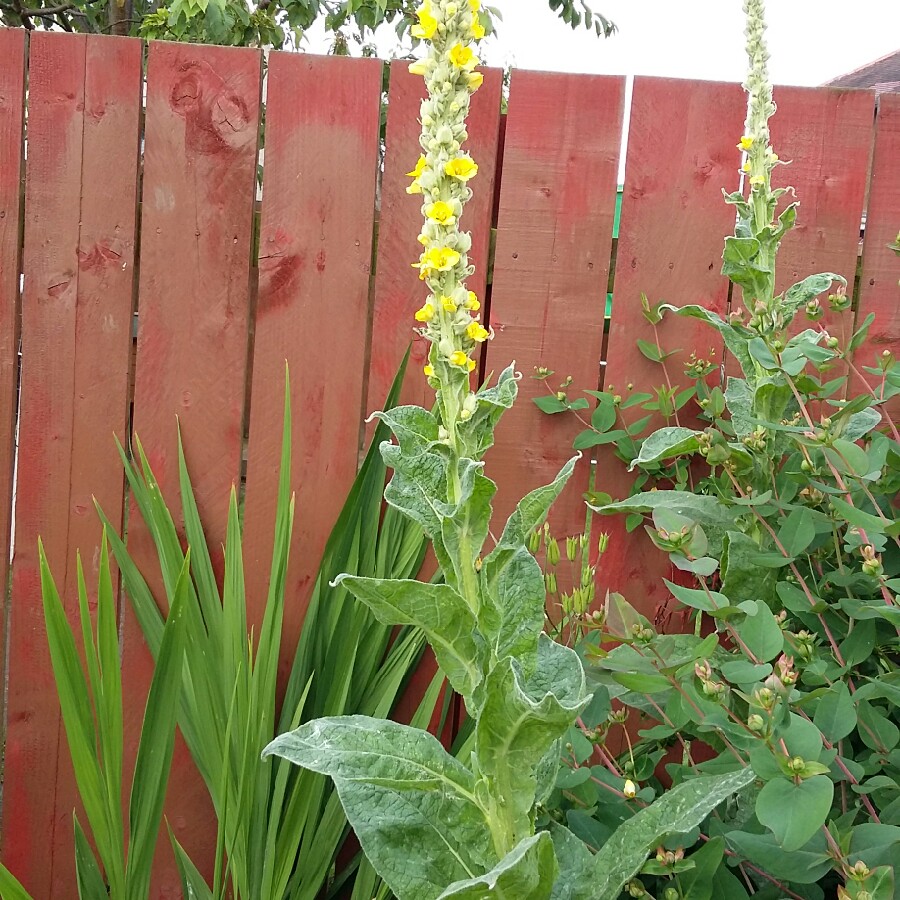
(125, 550, 191, 898)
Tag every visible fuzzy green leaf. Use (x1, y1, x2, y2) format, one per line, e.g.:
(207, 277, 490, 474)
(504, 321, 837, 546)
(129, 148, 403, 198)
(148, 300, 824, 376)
(335, 576, 484, 699)
(630, 427, 700, 471)
(437, 833, 557, 899)
(581, 768, 755, 899)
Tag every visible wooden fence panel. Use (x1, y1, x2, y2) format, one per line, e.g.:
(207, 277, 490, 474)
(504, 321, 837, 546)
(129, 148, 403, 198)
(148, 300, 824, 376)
(768, 86, 874, 350)
(125, 41, 262, 890)
(2, 31, 142, 895)
(484, 71, 625, 537)
(366, 61, 502, 416)
(855, 93, 900, 412)
(0, 27, 25, 748)
(597, 77, 745, 623)
(242, 53, 383, 670)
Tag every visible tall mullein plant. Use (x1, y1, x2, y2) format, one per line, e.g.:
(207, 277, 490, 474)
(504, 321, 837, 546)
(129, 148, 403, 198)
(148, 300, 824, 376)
(265, 4, 756, 898)
(264, 0, 593, 894)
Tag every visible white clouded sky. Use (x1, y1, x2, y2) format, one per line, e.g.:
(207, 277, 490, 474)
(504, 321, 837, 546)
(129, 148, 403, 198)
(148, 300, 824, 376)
(485, 0, 897, 87)
(308, 0, 898, 88)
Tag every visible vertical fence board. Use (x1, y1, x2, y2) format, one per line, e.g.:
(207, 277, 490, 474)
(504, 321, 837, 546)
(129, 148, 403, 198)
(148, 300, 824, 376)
(367, 62, 502, 416)
(767, 86, 874, 301)
(852, 93, 900, 408)
(597, 77, 744, 623)
(2, 32, 141, 895)
(242, 53, 383, 668)
(484, 71, 625, 538)
(126, 41, 261, 889)
(0, 28, 25, 758)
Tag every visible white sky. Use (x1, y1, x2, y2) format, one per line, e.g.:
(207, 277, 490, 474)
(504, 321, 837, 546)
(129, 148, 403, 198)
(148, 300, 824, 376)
(308, 0, 898, 88)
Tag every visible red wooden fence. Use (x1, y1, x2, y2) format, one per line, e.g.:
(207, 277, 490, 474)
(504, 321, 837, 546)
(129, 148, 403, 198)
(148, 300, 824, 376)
(0, 28, 897, 897)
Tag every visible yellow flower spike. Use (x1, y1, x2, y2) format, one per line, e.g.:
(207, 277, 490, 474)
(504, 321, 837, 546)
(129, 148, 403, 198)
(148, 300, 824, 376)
(449, 350, 469, 368)
(426, 200, 456, 225)
(445, 156, 479, 181)
(449, 44, 478, 69)
(466, 321, 490, 342)
(424, 364, 435, 377)
(739, 135, 754, 151)
(414, 302, 436, 322)
(441, 296, 458, 313)
(467, 72, 484, 92)
(464, 291, 480, 311)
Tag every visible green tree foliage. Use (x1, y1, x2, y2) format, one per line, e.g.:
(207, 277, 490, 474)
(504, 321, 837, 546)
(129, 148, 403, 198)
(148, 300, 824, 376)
(0, 0, 614, 53)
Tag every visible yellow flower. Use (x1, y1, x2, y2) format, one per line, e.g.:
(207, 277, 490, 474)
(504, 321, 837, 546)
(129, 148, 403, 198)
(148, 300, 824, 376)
(738, 135, 754, 151)
(445, 156, 479, 181)
(407, 155, 427, 179)
(407, 155, 427, 195)
(471, 19, 485, 39)
(426, 201, 455, 224)
(464, 291, 480, 311)
(450, 351, 469, 368)
(623, 779, 637, 799)
(424, 365, 435, 377)
(408, 59, 428, 76)
(468, 0, 480, 10)
(467, 72, 484, 92)
(466, 321, 489, 342)
(414, 302, 435, 322)
(441, 296, 458, 313)
(449, 44, 478, 69)
(411, 0, 437, 39)
(413, 246, 462, 278)
(467, 357, 477, 372)
(417, 233, 429, 245)
(741, 161, 751, 173)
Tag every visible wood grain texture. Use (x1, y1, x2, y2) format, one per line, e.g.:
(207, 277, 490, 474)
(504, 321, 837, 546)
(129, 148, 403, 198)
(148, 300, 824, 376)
(2, 32, 141, 895)
(0, 27, 25, 762)
(597, 77, 745, 623)
(125, 41, 261, 893)
(484, 70, 625, 539)
(367, 61, 502, 416)
(853, 93, 900, 410)
(767, 86, 874, 299)
(242, 52, 383, 673)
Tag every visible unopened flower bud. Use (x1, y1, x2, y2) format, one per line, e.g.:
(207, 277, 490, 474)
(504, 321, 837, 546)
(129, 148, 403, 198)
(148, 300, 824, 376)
(597, 533, 610, 554)
(747, 714, 765, 732)
(528, 529, 541, 553)
(547, 537, 560, 567)
(566, 536, 578, 562)
(623, 779, 637, 799)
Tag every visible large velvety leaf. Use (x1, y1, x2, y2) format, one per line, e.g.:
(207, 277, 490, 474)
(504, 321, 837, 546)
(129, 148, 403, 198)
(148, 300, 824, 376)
(548, 825, 593, 900)
(335, 576, 484, 698)
(476, 639, 588, 836)
(334, 778, 495, 900)
(264, 717, 494, 899)
(580, 768, 756, 900)
(462, 363, 519, 458)
(437, 833, 558, 900)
